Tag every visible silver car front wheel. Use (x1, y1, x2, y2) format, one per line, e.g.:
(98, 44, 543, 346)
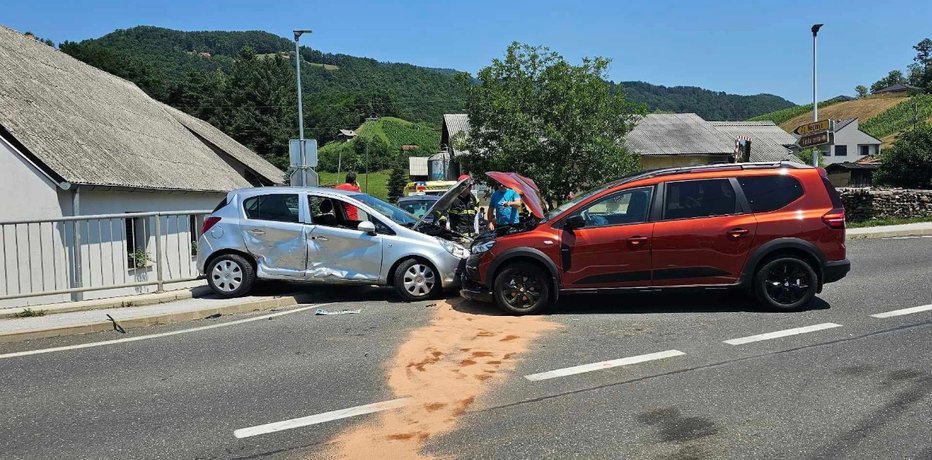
(393, 258, 441, 301)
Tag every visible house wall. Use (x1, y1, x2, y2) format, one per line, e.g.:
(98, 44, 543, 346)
(0, 154, 225, 308)
(640, 154, 730, 170)
(820, 120, 881, 165)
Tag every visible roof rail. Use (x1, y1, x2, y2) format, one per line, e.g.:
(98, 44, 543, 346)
(619, 161, 805, 185)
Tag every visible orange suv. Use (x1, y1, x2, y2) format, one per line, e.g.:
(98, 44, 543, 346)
(461, 163, 849, 315)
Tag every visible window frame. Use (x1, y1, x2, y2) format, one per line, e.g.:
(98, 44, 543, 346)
(858, 144, 871, 156)
(658, 178, 747, 221)
(834, 145, 848, 156)
(571, 186, 655, 229)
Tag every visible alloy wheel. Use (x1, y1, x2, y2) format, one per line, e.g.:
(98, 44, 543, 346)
(501, 271, 543, 310)
(764, 261, 811, 306)
(403, 263, 436, 297)
(212, 259, 243, 293)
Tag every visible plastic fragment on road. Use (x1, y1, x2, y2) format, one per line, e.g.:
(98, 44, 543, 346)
(314, 308, 361, 316)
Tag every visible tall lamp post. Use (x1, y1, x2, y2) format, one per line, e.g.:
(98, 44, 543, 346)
(811, 23, 823, 167)
(294, 29, 312, 181)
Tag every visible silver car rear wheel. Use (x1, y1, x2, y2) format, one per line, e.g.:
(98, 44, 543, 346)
(206, 253, 255, 298)
(212, 259, 243, 292)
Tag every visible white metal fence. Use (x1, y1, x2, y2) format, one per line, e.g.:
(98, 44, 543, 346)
(0, 211, 210, 306)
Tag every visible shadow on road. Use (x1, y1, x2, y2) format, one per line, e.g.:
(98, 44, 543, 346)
(454, 290, 832, 316)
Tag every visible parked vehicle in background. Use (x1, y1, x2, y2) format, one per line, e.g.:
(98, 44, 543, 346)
(461, 163, 850, 314)
(397, 195, 440, 218)
(197, 185, 471, 302)
(403, 180, 458, 197)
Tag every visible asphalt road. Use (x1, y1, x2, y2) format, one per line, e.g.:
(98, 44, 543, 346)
(1, 237, 931, 459)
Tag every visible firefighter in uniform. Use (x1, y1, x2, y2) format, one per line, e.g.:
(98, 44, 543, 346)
(448, 174, 479, 237)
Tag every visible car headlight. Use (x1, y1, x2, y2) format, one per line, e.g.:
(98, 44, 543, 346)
(438, 238, 470, 258)
(471, 240, 495, 254)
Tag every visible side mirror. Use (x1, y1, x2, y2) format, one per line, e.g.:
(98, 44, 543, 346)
(564, 215, 586, 230)
(357, 220, 377, 235)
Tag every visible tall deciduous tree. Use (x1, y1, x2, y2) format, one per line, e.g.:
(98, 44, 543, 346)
(875, 123, 932, 189)
(871, 70, 907, 93)
(855, 85, 869, 99)
(460, 43, 645, 206)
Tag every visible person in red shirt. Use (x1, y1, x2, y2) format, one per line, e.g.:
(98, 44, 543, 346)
(334, 172, 361, 220)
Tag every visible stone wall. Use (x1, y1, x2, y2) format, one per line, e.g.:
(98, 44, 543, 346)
(838, 188, 932, 221)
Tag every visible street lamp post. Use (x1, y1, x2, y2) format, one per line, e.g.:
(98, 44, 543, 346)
(294, 29, 311, 181)
(811, 23, 823, 167)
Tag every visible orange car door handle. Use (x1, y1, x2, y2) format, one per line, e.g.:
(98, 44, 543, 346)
(627, 236, 648, 246)
(728, 228, 749, 238)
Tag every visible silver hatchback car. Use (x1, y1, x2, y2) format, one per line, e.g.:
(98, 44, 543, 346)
(196, 183, 471, 301)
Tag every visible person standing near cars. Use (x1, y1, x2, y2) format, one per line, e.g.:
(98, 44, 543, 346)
(488, 182, 522, 229)
(334, 171, 361, 220)
(448, 174, 479, 237)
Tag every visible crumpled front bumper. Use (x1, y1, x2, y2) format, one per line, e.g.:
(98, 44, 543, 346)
(459, 275, 493, 303)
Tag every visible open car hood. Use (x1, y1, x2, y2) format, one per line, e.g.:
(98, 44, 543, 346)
(485, 172, 545, 219)
(414, 176, 474, 230)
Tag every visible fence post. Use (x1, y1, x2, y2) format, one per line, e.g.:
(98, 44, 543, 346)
(154, 214, 164, 292)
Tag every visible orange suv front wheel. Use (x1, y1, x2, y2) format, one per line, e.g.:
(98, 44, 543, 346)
(493, 262, 552, 315)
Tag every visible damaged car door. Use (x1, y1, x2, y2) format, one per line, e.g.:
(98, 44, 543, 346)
(306, 194, 383, 282)
(241, 192, 308, 278)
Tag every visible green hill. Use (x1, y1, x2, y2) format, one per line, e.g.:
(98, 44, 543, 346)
(317, 117, 439, 173)
(60, 26, 467, 126)
(619, 81, 795, 120)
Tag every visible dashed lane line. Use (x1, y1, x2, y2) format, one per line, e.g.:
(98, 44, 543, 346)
(0, 303, 332, 360)
(233, 398, 409, 439)
(524, 350, 686, 381)
(871, 304, 932, 319)
(723, 323, 842, 346)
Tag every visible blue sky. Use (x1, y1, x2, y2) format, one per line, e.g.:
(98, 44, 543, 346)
(5, 0, 930, 104)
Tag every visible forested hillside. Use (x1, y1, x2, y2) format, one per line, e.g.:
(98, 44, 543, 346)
(618, 81, 795, 120)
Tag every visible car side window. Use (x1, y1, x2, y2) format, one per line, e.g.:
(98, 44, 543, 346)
(577, 187, 653, 227)
(663, 179, 737, 220)
(242, 194, 300, 223)
(738, 176, 804, 213)
(308, 195, 391, 234)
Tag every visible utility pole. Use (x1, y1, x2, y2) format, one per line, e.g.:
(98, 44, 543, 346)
(294, 29, 311, 182)
(812, 24, 823, 167)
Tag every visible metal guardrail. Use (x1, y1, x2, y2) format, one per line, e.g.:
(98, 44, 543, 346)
(0, 211, 210, 303)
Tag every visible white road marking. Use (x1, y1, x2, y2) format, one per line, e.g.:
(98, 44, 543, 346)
(882, 235, 932, 240)
(524, 350, 685, 381)
(0, 303, 332, 360)
(233, 398, 409, 439)
(723, 323, 842, 346)
(871, 304, 932, 319)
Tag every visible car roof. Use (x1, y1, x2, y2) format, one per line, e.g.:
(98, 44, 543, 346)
(229, 186, 358, 199)
(610, 161, 812, 188)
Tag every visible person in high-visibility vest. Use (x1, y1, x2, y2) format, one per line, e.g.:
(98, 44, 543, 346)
(448, 174, 479, 237)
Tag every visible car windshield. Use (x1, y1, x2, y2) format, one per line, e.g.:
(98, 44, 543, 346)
(349, 194, 418, 226)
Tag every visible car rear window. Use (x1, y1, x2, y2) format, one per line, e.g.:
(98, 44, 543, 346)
(243, 194, 300, 223)
(821, 177, 844, 209)
(738, 176, 804, 213)
(212, 197, 228, 212)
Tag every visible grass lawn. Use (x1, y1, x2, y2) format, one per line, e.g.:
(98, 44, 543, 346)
(847, 215, 932, 228)
(318, 170, 391, 201)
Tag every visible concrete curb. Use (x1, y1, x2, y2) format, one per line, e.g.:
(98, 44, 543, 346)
(0, 286, 209, 319)
(0, 294, 310, 344)
(847, 227, 932, 240)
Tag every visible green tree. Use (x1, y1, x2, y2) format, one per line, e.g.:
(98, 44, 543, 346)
(461, 42, 645, 206)
(223, 47, 296, 169)
(797, 148, 825, 167)
(875, 123, 932, 189)
(855, 85, 869, 98)
(387, 155, 409, 202)
(910, 38, 932, 92)
(871, 70, 907, 93)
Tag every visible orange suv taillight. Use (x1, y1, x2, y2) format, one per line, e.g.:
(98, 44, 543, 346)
(201, 216, 221, 235)
(822, 209, 845, 229)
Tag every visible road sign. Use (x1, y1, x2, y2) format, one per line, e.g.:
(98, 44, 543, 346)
(794, 119, 831, 135)
(289, 139, 319, 187)
(798, 131, 832, 148)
